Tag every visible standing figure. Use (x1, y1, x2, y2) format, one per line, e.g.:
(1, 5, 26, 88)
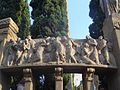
(15, 38, 23, 65)
(5, 39, 16, 66)
(36, 39, 47, 63)
(100, 0, 119, 17)
(63, 37, 77, 63)
(26, 35, 36, 62)
(97, 36, 110, 65)
(19, 39, 30, 65)
(53, 37, 66, 63)
(86, 36, 100, 64)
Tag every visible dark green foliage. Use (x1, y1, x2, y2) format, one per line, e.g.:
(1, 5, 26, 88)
(30, 0, 69, 38)
(10, 75, 23, 90)
(89, 0, 105, 39)
(0, 0, 30, 39)
(63, 74, 71, 90)
(0, 0, 22, 27)
(19, 0, 31, 39)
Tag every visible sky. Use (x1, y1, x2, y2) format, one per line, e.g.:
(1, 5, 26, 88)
(68, 0, 92, 39)
(28, 0, 92, 39)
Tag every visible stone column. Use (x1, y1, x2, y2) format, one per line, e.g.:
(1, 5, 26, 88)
(23, 68, 33, 90)
(83, 68, 95, 90)
(55, 67, 63, 90)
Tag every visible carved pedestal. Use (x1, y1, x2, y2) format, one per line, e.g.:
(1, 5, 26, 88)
(83, 68, 95, 90)
(23, 68, 33, 90)
(55, 67, 63, 90)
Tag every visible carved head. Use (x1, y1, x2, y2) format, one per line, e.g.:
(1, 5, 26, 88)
(62, 36, 67, 40)
(99, 36, 103, 40)
(56, 37, 61, 41)
(25, 39, 29, 44)
(17, 38, 21, 41)
(42, 39, 46, 43)
(84, 43, 89, 48)
(86, 35, 92, 40)
(27, 35, 32, 40)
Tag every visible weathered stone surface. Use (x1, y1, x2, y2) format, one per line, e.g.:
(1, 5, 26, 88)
(102, 13, 120, 90)
(0, 18, 18, 34)
(100, 0, 120, 17)
(0, 18, 18, 66)
(1, 35, 116, 67)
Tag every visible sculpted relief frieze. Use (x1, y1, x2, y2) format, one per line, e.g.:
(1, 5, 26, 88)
(1, 36, 116, 67)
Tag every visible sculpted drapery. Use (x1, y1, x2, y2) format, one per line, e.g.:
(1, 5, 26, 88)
(100, 0, 119, 17)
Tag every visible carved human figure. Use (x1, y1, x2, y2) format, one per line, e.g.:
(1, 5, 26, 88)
(6, 39, 16, 66)
(27, 35, 36, 62)
(14, 38, 24, 65)
(63, 37, 77, 63)
(36, 39, 48, 63)
(86, 36, 100, 64)
(81, 43, 96, 65)
(97, 36, 110, 65)
(100, 0, 119, 17)
(53, 37, 66, 63)
(19, 39, 30, 65)
(45, 37, 55, 62)
(114, 22, 120, 30)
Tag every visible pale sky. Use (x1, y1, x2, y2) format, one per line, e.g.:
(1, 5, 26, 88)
(68, 0, 92, 39)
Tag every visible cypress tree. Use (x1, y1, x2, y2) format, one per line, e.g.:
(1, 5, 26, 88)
(89, 0, 105, 39)
(19, 0, 31, 39)
(30, 0, 69, 38)
(0, 0, 30, 39)
(0, 0, 22, 27)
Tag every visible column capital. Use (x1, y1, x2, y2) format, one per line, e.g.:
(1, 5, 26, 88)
(86, 68, 95, 81)
(23, 68, 32, 82)
(55, 67, 63, 81)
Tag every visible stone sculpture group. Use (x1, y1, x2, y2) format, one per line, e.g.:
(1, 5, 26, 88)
(2, 36, 114, 66)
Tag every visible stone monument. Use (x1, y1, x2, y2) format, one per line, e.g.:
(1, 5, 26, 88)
(0, 17, 117, 90)
(0, 1, 120, 89)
